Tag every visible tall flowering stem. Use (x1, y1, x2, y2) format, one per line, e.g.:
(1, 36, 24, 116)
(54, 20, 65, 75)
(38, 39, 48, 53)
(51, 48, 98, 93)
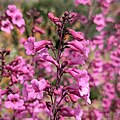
(48, 11, 91, 119)
(49, 11, 70, 120)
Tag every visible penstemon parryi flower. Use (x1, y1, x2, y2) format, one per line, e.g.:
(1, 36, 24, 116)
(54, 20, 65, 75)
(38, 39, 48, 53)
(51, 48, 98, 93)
(0, 1, 120, 119)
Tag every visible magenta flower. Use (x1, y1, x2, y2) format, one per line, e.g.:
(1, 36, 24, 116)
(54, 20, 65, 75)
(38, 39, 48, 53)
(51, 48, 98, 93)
(68, 94, 79, 103)
(60, 107, 74, 117)
(5, 4, 25, 33)
(74, 105, 83, 120)
(91, 35, 104, 50)
(110, 46, 120, 67)
(31, 78, 47, 91)
(35, 48, 58, 66)
(1, 19, 13, 33)
(65, 68, 91, 104)
(102, 98, 111, 111)
(67, 40, 90, 57)
(60, 105, 83, 119)
(29, 78, 47, 99)
(12, 11, 25, 28)
(93, 14, 106, 31)
(23, 78, 47, 100)
(34, 40, 51, 52)
(24, 37, 51, 55)
(48, 12, 61, 26)
(24, 37, 35, 55)
(68, 29, 84, 41)
(93, 14, 105, 25)
(4, 93, 24, 109)
(42, 55, 58, 67)
(74, 0, 91, 6)
(68, 83, 91, 104)
(33, 26, 45, 34)
(6, 4, 17, 18)
(19, 25, 25, 34)
(62, 48, 85, 65)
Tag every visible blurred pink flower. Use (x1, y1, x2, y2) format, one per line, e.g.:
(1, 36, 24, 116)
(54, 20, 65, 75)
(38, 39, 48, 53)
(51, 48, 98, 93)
(93, 14, 106, 31)
(24, 37, 35, 55)
(35, 48, 58, 66)
(33, 26, 45, 34)
(67, 40, 90, 57)
(65, 68, 91, 104)
(74, 105, 83, 120)
(24, 37, 51, 55)
(6, 4, 17, 18)
(12, 11, 25, 28)
(23, 78, 47, 100)
(74, 0, 91, 6)
(4, 93, 24, 109)
(68, 29, 84, 41)
(29, 78, 47, 99)
(48, 12, 61, 26)
(1, 19, 13, 33)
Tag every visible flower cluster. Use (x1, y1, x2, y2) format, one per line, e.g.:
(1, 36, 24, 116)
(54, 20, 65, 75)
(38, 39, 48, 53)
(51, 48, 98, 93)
(0, 6, 91, 119)
(0, 0, 120, 119)
(0, 4, 25, 33)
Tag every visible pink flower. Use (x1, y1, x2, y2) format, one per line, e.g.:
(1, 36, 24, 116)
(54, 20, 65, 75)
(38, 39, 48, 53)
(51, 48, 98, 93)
(34, 40, 51, 52)
(70, 12, 88, 24)
(68, 94, 79, 102)
(62, 48, 86, 65)
(42, 55, 58, 67)
(19, 24, 25, 34)
(23, 78, 47, 100)
(4, 93, 24, 109)
(110, 46, 120, 67)
(67, 40, 90, 57)
(35, 48, 58, 66)
(98, 0, 113, 14)
(60, 107, 74, 117)
(33, 26, 45, 34)
(31, 78, 47, 92)
(92, 35, 104, 50)
(5, 4, 25, 33)
(12, 11, 25, 28)
(1, 19, 13, 33)
(24, 37, 51, 55)
(68, 29, 84, 41)
(48, 12, 61, 26)
(60, 105, 83, 119)
(93, 14, 105, 24)
(20, 38, 26, 44)
(24, 37, 35, 55)
(93, 109, 103, 120)
(29, 78, 47, 99)
(6, 4, 17, 18)
(93, 14, 106, 31)
(74, 0, 91, 6)
(65, 68, 91, 104)
(102, 98, 111, 111)
(74, 105, 83, 120)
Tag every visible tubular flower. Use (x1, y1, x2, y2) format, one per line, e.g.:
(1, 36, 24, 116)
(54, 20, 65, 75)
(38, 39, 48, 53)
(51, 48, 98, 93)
(65, 68, 91, 104)
(68, 28, 84, 41)
(24, 37, 51, 55)
(67, 40, 90, 57)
